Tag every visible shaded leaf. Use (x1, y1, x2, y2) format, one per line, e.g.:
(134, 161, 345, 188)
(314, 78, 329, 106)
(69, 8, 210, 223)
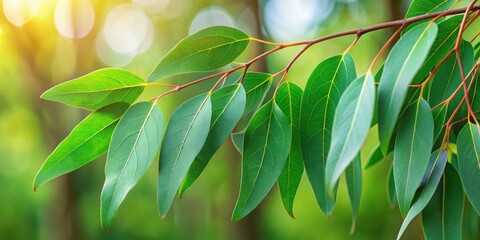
(364, 144, 389, 169)
(275, 82, 304, 217)
(404, 0, 457, 32)
(243, 72, 273, 116)
(147, 26, 250, 81)
(179, 85, 246, 196)
(394, 99, 434, 216)
(101, 102, 164, 230)
(300, 54, 356, 216)
(42, 68, 145, 110)
(387, 164, 397, 208)
(422, 163, 464, 240)
(231, 131, 244, 154)
(378, 22, 438, 154)
(157, 93, 212, 217)
(232, 100, 291, 221)
(457, 123, 480, 215)
(325, 73, 375, 193)
(397, 150, 447, 240)
(345, 155, 362, 234)
(34, 103, 129, 190)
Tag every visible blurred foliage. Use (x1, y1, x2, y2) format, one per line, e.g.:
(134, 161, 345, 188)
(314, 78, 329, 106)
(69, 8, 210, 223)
(1, 0, 477, 239)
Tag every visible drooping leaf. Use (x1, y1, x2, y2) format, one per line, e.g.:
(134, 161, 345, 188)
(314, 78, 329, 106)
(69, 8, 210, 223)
(231, 131, 244, 154)
(394, 99, 434, 216)
(243, 72, 273, 116)
(147, 26, 250, 81)
(404, 0, 457, 32)
(232, 100, 291, 221)
(41, 68, 145, 110)
(275, 82, 304, 218)
(101, 102, 164, 230)
(300, 54, 356, 216)
(364, 144, 389, 169)
(378, 22, 438, 154)
(325, 73, 375, 193)
(157, 93, 212, 217)
(179, 85, 246, 196)
(396, 150, 447, 240)
(457, 123, 480, 215)
(345, 155, 362, 234)
(422, 163, 464, 240)
(387, 164, 397, 209)
(34, 103, 129, 190)
(412, 15, 463, 84)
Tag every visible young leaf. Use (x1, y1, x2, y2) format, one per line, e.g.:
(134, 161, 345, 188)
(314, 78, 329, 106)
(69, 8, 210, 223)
(101, 102, 164, 230)
(404, 0, 457, 32)
(41, 68, 145, 110)
(377, 22, 438, 154)
(147, 26, 250, 81)
(157, 93, 212, 217)
(231, 131, 245, 154)
(243, 72, 273, 116)
(345, 155, 362, 234)
(422, 163, 464, 240)
(396, 150, 447, 240)
(300, 54, 356, 216)
(457, 123, 480, 215)
(232, 100, 291, 221)
(275, 82, 304, 218)
(34, 103, 129, 190)
(325, 73, 375, 193)
(179, 85, 246, 196)
(394, 99, 434, 216)
(412, 15, 463, 84)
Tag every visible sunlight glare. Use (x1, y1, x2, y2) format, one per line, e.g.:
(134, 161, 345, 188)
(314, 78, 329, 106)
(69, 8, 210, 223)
(2, 0, 41, 27)
(54, 0, 95, 39)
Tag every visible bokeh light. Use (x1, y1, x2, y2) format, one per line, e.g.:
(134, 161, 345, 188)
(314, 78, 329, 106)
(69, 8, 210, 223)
(2, 0, 41, 27)
(132, 0, 171, 13)
(54, 0, 95, 39)
(189, 6, 235, 34)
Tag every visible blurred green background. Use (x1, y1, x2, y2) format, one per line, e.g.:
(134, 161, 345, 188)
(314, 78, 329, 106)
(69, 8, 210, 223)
(0, 0, 478, 239)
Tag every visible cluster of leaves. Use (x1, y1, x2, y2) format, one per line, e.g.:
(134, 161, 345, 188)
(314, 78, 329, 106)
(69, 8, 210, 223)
(34, 0, 480, 238)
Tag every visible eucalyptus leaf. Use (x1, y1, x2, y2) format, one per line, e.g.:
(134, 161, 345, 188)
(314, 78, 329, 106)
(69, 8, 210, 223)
(232, 100, 291, 221)
(325, 73, 375, 193)
(147, 26, 250, 81)
(300, 54, 356, 216)
(457, 123, 480, 215)
(42, 68, 145, 110)
(422, 163, 464, 240)
(157, 93, 212, 217)
(387, 164, 397, 209)
(404, 0, 457, 32)
(243, 72, 273, 116)
(378, 22, 438, 154)
(231, 131, 245, 154)
(397, 150, 447, 240)
(364, 144, 388, 169)
(275, 82, 304, 218)
(101, 102, 164, 230)
(179, 84, 246, 196)
(34, 103, 129, 190)
(345, 155, 362, 234)
(394, 99, 434, 216)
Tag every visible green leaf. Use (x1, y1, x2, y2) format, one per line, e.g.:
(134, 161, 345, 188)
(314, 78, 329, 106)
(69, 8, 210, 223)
(300, 54, 356, 216)
(101, 102, 164, 230)
(345, 155, 362, 234)
(422, 163, 464, 240)
(412, 16, 463, 84)
(243, 72, 273, 116)
(364, 144, 389, 169)
(397, 150, 447, 240)
(231, 131, 244, 154)
(387, 164, 397, 209)
(325, 73, 375, 193)
(457, 123, 480, 215)
(157, 93, 212, 217)
(232, 100, 291, 221)
(147, 26, 250, 81)
(179, 85, 246, 196)
(432, 105, 447, 145)
(34, 103, 129, 190)
(41, 68, 145, 110)
(378, 22, 438, 154)
(404, 0, 457, 32)
(394, 99, 434, 216)
(275, 82, 304, 218)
